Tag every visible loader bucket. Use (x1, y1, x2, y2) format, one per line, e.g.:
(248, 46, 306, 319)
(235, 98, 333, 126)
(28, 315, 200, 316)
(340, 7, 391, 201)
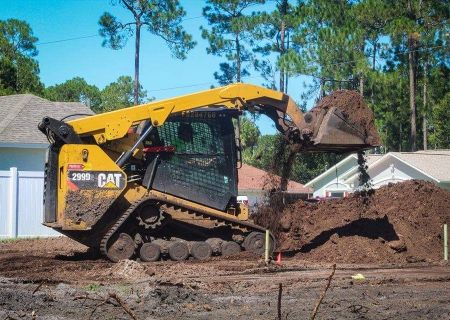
(302, 90, 381, 153)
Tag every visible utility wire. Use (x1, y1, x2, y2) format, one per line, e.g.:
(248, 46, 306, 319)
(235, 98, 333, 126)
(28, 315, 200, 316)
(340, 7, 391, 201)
(146, 74, 267, 92)
(35, 16, 203, 46)
(37, 34, 98, 45)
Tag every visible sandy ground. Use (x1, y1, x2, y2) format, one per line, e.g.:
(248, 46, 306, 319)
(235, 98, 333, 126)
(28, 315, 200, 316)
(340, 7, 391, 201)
(1, 237, 450, 319)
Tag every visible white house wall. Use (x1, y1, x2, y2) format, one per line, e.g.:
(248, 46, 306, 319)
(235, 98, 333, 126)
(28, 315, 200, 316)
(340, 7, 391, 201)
(348, 156, 436, 189)
(438, 182, 450, 192)
(308, 153, 450, 198)
(0, 147, 46, 171)
(309, 159, 356, 197)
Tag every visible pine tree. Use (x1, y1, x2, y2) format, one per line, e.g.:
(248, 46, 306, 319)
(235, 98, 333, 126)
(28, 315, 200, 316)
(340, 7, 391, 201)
(387, 0, 449, 151)
(0, 19, 43, 94)
(251, 0, 297, 92)
(99, 0, 195, 105)
(201, 0, 265, 85)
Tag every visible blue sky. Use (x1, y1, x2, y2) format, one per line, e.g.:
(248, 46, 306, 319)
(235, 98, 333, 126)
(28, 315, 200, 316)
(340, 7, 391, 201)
(0, 0, 315, 134)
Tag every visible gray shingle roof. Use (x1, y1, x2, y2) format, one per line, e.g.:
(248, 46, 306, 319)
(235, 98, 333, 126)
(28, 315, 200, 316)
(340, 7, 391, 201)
(0, 94, 93, 144)
(391, 150, 450, 182)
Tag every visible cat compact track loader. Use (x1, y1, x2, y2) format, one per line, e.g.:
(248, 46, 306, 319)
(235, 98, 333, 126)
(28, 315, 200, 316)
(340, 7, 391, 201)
(38, 83, 379, 262)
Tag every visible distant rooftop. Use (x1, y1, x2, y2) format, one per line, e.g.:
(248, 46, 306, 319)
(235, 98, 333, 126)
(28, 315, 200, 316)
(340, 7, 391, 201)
(238, 163, 312, 194)
(305, 153, 383, 187)
(0, 94, 93, 145)
(389, 150, 450, 182)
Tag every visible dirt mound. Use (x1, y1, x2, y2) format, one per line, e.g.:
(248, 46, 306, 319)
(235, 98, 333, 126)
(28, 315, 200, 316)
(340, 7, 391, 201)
(311, 90, 380, 145)
(255, 180, 450, 263)
(110, 259, 147, 279)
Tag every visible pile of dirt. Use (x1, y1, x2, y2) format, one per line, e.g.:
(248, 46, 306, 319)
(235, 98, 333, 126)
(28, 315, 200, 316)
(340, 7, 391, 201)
(109, 259, 148, 279)
(311, 90, 380, 145)
(255, 180, 450, 263)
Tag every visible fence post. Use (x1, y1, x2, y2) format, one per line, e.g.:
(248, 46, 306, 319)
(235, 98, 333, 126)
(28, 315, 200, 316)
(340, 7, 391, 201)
(444, 223, 448, 262)
(8, 167, 18, 238)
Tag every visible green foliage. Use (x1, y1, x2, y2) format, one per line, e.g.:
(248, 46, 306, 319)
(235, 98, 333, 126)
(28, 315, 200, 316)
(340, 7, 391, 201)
(243, 133, 344, 184)
(431, 92, 450, 149)
(85, 283, 102, 292)
(291, 152, 344, 184)
(99, 0, 196, 59)
(201, 0, 265, 84)
(250, 0, 297, 91)
(99, 0, 195, 104)
(245, 134, 279, 170)
(0, 19, 43, 94)
(44, 77, 102, 109)
(43, 76, 150, 114)
(98, 75, 148, 113)
(274, 0, 449, 152)
(240, 116, 260, 148)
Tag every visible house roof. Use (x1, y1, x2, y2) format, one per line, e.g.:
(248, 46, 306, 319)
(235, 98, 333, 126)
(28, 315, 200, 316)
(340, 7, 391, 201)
(304, 153, 382, 187)
(238, 163, 312, 194)
(340, 150, 450, 184)
(0, 94, 93, 145)
(388, 150, 450, 182)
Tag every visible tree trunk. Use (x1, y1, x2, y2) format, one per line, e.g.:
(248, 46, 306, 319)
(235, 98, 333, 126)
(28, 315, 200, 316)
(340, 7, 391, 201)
(236, 34, 241, 82)
(408, 34, 417, 151)
(285, 30, 290, 92)
(371, 40, 377, 105)
(134, 23, 141, 105)
(279, 21, 285, 93)
(423, 62, 428, 150)
(407, 0, 417, 151)
(359, 75, 364, 96)
(359, 42, 365, 96)
(319, 78, 325, 99)
(279, 0, 288, 93)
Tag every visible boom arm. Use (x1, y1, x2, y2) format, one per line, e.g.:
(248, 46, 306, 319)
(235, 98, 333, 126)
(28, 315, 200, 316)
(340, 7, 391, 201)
(66, 83, 304, 144)
(39, 83, 379, 155)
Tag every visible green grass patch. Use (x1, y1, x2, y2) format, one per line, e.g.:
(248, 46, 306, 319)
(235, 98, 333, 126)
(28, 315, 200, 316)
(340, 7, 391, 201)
(85, 283, 102, 292)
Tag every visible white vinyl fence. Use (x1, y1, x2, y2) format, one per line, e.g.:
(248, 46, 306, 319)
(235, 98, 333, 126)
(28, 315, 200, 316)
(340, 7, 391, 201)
(0, 168, 58, 238)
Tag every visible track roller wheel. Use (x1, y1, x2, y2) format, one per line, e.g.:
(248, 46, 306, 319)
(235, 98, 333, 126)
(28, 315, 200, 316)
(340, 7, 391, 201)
(222, 241, 241, 256)
(139, 242, 161, 262)
(190, 242, 212, 261)
(168, 241, 189, 261)
(206, 238, 222, 255)
(106, 233, 135, 262)
(243, 232, 271, 255)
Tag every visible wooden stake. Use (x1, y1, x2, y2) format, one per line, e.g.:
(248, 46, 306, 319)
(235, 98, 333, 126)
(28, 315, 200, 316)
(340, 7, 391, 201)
(444, 224, 448, 261)
(277, 283, 283, 320)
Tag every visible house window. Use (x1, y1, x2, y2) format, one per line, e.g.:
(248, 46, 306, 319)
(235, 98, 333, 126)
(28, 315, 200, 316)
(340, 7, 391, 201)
(330, 192, 344, 198)
(325, 191, 346, 198)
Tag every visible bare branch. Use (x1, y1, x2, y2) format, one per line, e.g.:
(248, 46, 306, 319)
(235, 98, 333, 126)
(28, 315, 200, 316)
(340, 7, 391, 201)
(310, 264, 337, 320)
(109, 292, 139, 320)
(121, 0, 138, 18)
(32, 281, 46, 295)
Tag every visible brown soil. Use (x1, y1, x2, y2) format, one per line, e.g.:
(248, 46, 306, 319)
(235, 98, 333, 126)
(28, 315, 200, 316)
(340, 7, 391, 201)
(311, 90, 381, 145)
(65, 190, 118, 227)
(256, 180, 450, 264)
(1, 237, 450, 319)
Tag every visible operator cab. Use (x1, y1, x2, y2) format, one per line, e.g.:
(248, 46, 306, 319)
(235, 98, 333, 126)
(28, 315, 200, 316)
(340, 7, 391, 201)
(141, 108, 241, 211)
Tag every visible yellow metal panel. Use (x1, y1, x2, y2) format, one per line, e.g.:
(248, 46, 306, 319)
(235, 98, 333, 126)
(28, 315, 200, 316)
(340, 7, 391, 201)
(57, 144, 127, 230)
